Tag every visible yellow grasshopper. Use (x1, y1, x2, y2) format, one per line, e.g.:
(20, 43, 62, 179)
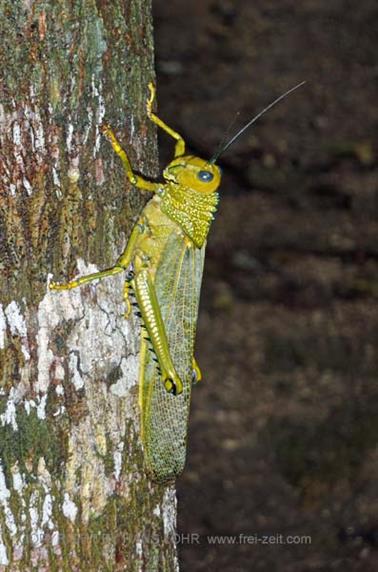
(50, 82, 304, 482)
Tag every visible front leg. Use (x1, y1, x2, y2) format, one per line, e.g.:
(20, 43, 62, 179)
(146, 83, 186, 158)
(102, 124, 160, 193)
(133, 268, 183, 395)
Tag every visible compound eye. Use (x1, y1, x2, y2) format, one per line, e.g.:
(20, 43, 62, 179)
(197, 170, 214, 182)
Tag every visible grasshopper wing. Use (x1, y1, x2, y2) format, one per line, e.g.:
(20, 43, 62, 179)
(139, 233, 205, 482)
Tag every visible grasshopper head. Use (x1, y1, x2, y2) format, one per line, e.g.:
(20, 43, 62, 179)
(163, 155, 221, 194)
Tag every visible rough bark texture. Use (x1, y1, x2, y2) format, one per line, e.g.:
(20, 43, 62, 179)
(0, 1, 178, 570)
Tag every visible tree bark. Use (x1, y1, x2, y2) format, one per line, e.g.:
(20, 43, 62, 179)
(0, 1, 178, 570)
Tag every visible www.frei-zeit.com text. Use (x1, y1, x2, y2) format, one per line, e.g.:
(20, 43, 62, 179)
(172, 533, 312, 545)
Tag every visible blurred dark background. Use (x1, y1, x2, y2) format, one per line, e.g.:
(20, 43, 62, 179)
(152, 1, 378, 571)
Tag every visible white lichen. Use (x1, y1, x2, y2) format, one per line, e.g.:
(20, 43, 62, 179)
(162, 487, 177, 540)
(92, 76, 106, 156)
(33, 107, 45, 158)
(36, 394, 47, 420)
(23, 177, 33, 195)
(41, 493, 53, 529)
(0, 464, 17, 537)
(36, 281, 62, 393)
(113, 441, 124, 480)
(51, 530, 59, 547)
(66, 123, 74, 153)
(55, 383, 64, 395)
(52, 167, 61, 189)
(0, 534, 8, 566)
(153, 504, 161, 518)
(12, 121, 21, 146)
(4, 301, 30, 361)
(24, 399, 36, 415)
(12, 466, 25, 494)
(68, 352, 84, 390)
(0, 305, 6, 349)
(5, 301, 27, 338)
(0, 465, 10, 503)
(29, 491, 44, 547)
(62, 493, 78, 523)
(0, 387, 18, 430)
(110, 355, 139, 397)
(135, 539, 143, 558)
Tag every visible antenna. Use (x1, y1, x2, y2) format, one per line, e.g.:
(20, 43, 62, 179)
(210, 81, 306, 163)
(212, 111, 240, 165)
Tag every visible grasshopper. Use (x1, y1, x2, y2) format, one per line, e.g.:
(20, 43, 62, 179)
(50, 82, 304, 482)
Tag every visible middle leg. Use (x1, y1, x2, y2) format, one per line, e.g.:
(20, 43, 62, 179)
(50, 221, 143, 297)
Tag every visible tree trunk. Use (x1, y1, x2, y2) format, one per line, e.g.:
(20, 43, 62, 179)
(0, 1, 178, 570)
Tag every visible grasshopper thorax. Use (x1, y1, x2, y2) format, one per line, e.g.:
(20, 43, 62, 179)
(163, 155, 221, 194)
(160, 155, 220, 247)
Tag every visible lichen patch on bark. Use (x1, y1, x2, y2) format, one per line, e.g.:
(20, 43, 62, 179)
(0, 259, 173, 567)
